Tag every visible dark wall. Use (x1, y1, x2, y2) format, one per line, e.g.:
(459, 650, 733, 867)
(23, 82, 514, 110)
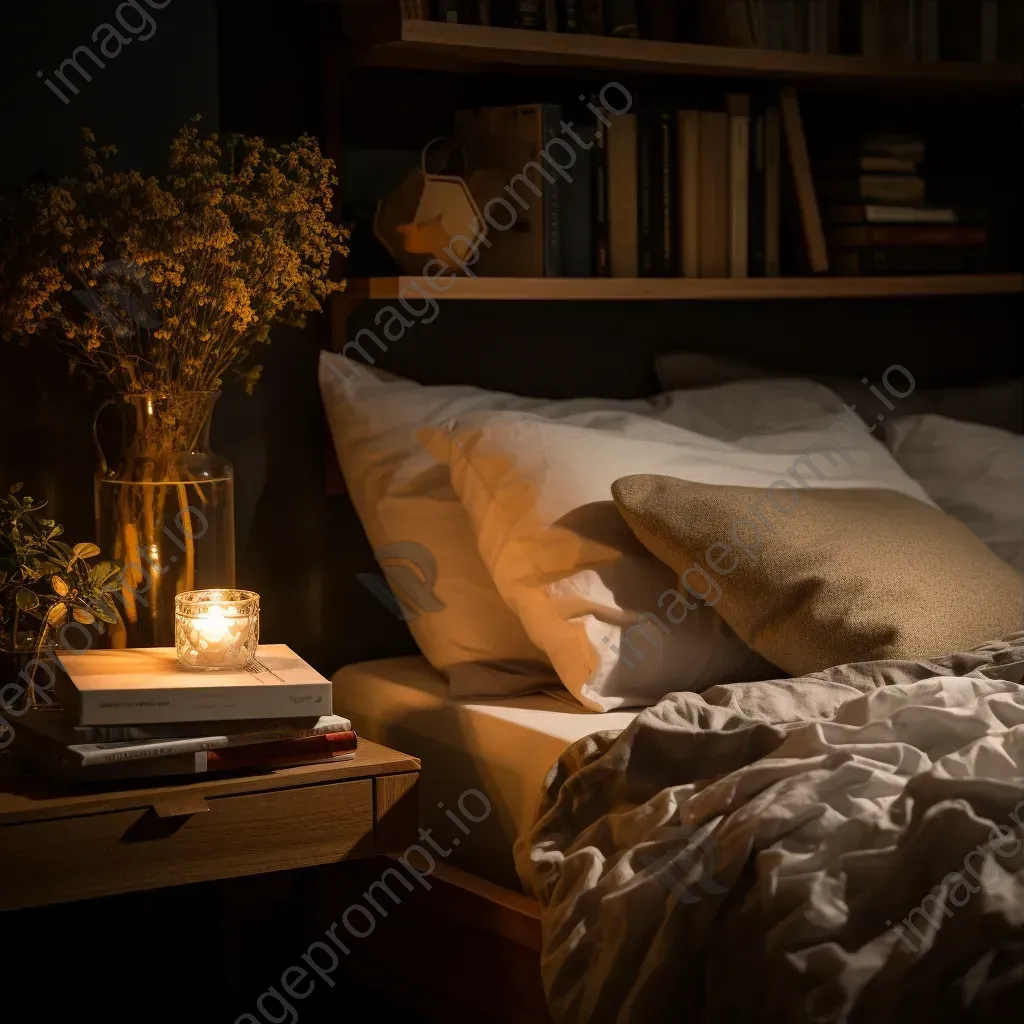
(0, 0, 220, 190)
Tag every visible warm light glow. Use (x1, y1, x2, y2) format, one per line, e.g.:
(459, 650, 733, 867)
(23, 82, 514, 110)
(195, 604, 229, 644)
(174, 589, 260, 670)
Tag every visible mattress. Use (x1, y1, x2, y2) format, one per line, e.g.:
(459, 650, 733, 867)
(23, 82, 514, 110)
(332, 657, 639, 888)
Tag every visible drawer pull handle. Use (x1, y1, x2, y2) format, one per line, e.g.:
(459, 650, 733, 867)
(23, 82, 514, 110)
(153, 795, 211, 819)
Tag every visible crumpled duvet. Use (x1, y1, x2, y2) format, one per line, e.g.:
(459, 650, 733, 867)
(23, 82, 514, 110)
(515, 633, 1024, 1024)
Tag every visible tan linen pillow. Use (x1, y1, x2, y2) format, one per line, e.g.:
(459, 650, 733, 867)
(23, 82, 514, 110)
(612, 475, 1024, 675)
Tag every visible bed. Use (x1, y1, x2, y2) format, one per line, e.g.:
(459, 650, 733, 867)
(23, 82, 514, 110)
(317, 329, 1024, 1023)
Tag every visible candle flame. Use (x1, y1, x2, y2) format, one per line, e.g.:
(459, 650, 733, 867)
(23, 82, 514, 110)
(197, 604, 229, 644)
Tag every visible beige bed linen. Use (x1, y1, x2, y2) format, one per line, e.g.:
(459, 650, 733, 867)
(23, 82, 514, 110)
(332, 656, 637, 888)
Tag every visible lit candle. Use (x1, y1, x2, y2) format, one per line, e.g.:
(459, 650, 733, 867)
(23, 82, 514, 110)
(175, 590, 260, 670)
(196, 604, 230, 645)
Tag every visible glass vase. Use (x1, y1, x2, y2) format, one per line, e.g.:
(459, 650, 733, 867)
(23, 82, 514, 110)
(94, 392, 235, 649)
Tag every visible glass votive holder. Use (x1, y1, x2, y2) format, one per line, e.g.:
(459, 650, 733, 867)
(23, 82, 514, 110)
(174, 589, 260, 670)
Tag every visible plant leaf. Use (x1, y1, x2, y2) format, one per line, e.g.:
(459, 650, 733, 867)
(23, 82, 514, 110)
(15, 588, 40, 611)
(45, 602, 68, 626)
(72, 542, 101, 560)
(9, 482, 23, 494)
(73, 606, 95, 625)
(52, 541, 73, 560)
(92, 598, 119, 625)
(89, 561, 120, 587)
(50, 574, 70, 598)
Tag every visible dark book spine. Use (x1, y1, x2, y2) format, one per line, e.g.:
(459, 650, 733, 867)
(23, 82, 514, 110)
(560, 0, 582, 31)
(604, 0, 639, 37)
(581, 0, 605, 35)
(638, 0, 678, 40)
(488, 1, 519, 26)
(476, 0, 492, 24)
(563, 125, 595, 275)
(655, 109, 676, 275)
(592, 98, 610, 275)
(637, 106, 655, 276)
(517, 0, 543, 28)
(749, 100, 767, 277)
(543, 106, 564, 276)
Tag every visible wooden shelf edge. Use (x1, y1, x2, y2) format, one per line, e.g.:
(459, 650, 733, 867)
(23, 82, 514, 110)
(353, 21, 1024, 88)
(341, 274, 1024, 302)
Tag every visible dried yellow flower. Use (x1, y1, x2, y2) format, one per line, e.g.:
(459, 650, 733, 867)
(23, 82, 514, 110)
(1, 122, 349, 394)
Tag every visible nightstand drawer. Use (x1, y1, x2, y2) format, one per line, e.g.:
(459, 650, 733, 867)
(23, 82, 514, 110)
(0, 777, 374, 910)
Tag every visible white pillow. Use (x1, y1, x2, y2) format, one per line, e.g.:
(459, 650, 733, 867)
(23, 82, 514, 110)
(885, 414, 1024, 571)
(319, 351, 706, 698)
(424, 407, 936, 711)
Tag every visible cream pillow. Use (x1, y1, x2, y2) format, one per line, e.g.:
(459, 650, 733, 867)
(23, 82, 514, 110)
(319, 351, 722, 697)
(425, 407, 935, 710)
(885, 415, 1024, 571)
(613, 475, 1024, 675)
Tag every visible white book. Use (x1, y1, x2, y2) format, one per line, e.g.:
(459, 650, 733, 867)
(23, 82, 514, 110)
(55, 645, 333, 726)
(38, 749, 357, 785)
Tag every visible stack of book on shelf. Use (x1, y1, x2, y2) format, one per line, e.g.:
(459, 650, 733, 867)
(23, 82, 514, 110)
(455, 88, 820, 279)
(411, 0, 1024, 63)
(413, 1, 671, 39)
(818, 134, 989, 275)
(697, 0, 841, 53)
(703, 0, 1024, 61)
(861, 0, 1023, 63)
(15, 644, 354, 785)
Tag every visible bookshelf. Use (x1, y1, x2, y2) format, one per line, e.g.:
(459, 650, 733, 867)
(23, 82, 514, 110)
(327, 4, 1024, 334)
(353, 20, 1024, 91)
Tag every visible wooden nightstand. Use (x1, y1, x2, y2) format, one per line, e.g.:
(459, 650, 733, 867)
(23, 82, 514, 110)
(0, 739, 420, 911)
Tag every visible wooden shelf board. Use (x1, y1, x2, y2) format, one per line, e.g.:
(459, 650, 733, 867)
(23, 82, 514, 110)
(343, 274, 1024, 302)
(355, 21, 1024, 88)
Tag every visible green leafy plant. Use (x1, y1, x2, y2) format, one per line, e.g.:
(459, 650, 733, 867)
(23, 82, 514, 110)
(0, 483, 123, 654)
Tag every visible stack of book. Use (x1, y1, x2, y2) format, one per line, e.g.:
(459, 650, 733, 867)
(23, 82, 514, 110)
(414, 1, 668, 39)
(818, 134, 989, 275)
(455, 89, 818, 279)
(697, 0, 841, 53)
(411, 1, 1024, 63)
(15, 645, 355, 785)
(859, 0, 1022, 63)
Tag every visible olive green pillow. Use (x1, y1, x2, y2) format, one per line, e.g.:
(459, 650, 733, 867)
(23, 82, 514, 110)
(611, 474, 1024, 675)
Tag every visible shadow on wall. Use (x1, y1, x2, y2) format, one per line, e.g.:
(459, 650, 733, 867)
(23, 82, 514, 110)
(243, 323, 419, 677)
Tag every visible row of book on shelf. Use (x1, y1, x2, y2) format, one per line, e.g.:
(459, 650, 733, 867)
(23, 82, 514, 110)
(408, 1, 1024, 63)
(454, 91, 988, 280)
(14, 645, 352, 784)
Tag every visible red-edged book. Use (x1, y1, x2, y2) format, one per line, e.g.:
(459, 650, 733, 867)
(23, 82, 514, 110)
(207, 731, 358, 771)
(23, 731, 359, 785)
